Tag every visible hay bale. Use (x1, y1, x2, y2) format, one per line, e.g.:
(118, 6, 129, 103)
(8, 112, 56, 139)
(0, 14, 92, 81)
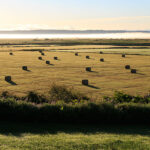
(9, 52, 13, 55)
(22, 66, 28, 71)
(122, 54, 126, 57)
(86, 67, 91, 72)
(5, 76, 11, 82)
(100, 51, 103, 54)
(125, 65, 130, 69)
(100, 58, 104, 62)
(46, 61, 50, 64)
(131, 69, 136, 74)
(38, 57, 42, 60)
(82, 80, 89, 86)
(54, 57, 58, 60)
(75, 52, 78, 56)
(86, 56, 90, 59)
(39, 50, 42, 53)
(41, 52, 45, 56)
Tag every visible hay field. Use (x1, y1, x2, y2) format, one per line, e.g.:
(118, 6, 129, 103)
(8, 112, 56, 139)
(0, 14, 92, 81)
(0, 45, 150, 99)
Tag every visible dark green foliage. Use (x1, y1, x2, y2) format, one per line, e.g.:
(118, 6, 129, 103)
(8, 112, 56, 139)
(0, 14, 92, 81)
(0, 85, 89, 104)
(0, 97, 150, 124)
(26, 91, 47, 104)
(0, 91, 20, 100)
(1, 91, 11, 98)
(104, 91, 150, 104)
(0, 90, 150, 124)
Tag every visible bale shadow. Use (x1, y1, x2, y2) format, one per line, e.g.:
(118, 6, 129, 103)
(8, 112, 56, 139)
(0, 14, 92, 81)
(6, 80, 17, 85)
(86, 58, 94, 60)
(87, 85, 100, 89)
(47, 64, 54, 66)
(87, 71, 98, 73)
(136, 73, 145, 75)
(130, 69, 145, 75)
(23, 69, 31, 72)
(83, 84, 99, 89)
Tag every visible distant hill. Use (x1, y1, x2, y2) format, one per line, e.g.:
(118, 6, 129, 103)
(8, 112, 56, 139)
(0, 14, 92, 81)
(0, 30, 150, 34)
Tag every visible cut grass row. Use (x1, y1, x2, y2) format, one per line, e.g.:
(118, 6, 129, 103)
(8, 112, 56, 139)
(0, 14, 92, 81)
(1, 38, 150, 46)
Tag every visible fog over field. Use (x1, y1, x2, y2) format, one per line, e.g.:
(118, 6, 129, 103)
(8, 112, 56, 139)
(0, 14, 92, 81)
(0, 30, 150, 39)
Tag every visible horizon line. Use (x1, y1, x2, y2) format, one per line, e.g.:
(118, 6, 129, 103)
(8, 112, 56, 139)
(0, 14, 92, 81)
(0, 29, 149, 32)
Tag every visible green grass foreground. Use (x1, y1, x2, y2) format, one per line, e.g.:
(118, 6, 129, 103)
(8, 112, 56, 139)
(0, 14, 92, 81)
(0, 122, 150, 150)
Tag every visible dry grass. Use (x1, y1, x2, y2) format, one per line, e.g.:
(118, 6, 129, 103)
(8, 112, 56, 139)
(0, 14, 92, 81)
(0, 47, 150, 99)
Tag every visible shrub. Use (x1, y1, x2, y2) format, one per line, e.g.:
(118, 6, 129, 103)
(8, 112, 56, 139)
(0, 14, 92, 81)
(0, 91, 11, 98)
(104, 91, 150, 104)
(0, 85, 89, 104)
(26, 91, 48, 104)
(49, 84, 89, 103)
(113, 91, 133, 103)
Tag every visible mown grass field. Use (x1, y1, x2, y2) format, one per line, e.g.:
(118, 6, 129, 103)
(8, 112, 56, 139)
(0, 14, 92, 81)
(0, 42, 150, 99)
(0, 39, 150, 149)
(0, 123, 150, 150)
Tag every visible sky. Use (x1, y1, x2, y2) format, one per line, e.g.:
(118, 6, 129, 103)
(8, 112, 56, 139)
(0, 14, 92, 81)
(0, 0, 150, 30)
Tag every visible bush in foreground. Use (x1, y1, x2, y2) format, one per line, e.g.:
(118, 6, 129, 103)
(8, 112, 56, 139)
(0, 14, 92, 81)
(0, 89, 150, 124)
(104, 91, 150, 104)
(0, 97, 150, 124)
(26, 91, 47, 104)
(0, 85, 89, 104)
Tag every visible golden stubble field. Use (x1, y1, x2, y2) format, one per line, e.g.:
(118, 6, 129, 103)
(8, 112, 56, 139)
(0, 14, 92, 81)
(0, 49, 150, 99)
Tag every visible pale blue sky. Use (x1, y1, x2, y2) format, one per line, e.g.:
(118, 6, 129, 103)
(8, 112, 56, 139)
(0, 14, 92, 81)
(0, 0, 150, 30)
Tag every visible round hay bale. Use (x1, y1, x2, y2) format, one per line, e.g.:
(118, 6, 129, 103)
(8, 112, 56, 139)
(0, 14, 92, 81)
(5, 76, 11, 82)
(125, 65, 130, 69)
(82, 79, 89, 86)
(86, 67, 91, 72)
(41, 52, 45, 56)
(38, 57, 42, 60)
(54, 57, 58, 60)
(100, 51, 103, 54)
(131, 69, 136, 74)
(39, 50, 43, 53)
(75, 52, 78, 56)
(22, 66, 28, 71)
(86, 56, 90, 59)
(9, 52, 13, 55)
(46, 61, 50, 64)
(100, 58, 104, 62)
(122, 54, 126, 57)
